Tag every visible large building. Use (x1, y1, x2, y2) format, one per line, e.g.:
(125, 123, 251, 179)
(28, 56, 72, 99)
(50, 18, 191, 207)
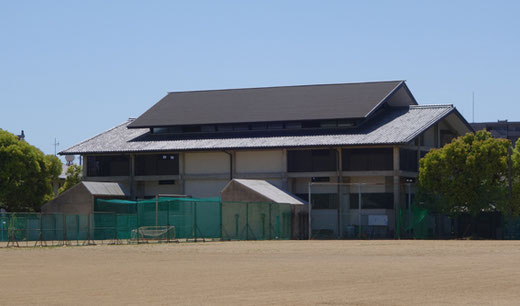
(471, 120, 520, 145)
(60, 81, 472, 236)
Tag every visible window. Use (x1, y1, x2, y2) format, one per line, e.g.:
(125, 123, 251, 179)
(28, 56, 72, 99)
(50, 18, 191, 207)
(158, 180, 176, 185)
(295, 193, 338, 209)
(135, 154, 179, 176)
(342, 148, 393, 171)
(399, 149, 418, 172)
(87, 155, 129, 177)
(201, 125, 216, 132)
(182, 125, 201, 133)
(349, 193, 394, 209)
(267, 122, 283, 130)
(287, 149, 337, 172)
(285, 122, 302, 129)
(301, 121, 321, 129)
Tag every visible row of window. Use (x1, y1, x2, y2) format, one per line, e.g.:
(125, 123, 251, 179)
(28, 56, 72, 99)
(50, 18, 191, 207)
(86, 148, 427, 177)
(87, 154, 179, 177)
(295, 193, 394, 210)
(151, 119, 357, 134)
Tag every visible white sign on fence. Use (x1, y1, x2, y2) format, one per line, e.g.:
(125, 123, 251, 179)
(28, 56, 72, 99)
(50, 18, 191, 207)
(368, 215, 388, 226)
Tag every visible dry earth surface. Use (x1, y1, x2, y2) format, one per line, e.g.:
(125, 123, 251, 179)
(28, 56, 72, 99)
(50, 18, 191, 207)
(1, 240, 519, 305)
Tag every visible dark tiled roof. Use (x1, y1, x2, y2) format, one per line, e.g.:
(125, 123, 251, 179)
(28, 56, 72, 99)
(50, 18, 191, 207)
(128, 81, 409, 128)
(61, 105, 456, 154)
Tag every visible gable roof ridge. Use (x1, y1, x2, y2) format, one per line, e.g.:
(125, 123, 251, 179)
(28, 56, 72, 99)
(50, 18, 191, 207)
(410, 104, 454, 109)
(166, 80, 405, 95)
(364, 81, 405, 118)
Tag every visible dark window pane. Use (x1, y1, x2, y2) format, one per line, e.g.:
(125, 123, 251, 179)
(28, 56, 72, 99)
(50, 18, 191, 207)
(399, 149, 418, 172)
(342, 148, 393, 171)
(135, 154, 179, 176)
(301, 121, 321, 128)
(87, 155, 129, 177)
(349, 193, 394, 209)
(288, 150, 337, 172)
(295, 193, 338, 209)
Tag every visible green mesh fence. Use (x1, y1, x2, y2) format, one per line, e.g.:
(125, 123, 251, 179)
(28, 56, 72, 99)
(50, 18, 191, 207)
(503, 216, 520, 239)
(95, 199, 137, 214)
(397, 205, 431, 239)
(0, 198, 294, 246)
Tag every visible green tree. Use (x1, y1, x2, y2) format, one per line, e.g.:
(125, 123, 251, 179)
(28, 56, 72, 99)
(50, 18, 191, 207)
(0, 129, 62, 211)
(418, 130, 512, 216)
(58, 164, 82, 194)
(510, 143, 520, 216)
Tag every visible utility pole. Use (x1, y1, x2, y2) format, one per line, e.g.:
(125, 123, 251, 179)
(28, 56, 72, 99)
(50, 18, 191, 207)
(472, 92, 475, 123)
(508, 146, 513, 218)
(54, 138, 60, 156)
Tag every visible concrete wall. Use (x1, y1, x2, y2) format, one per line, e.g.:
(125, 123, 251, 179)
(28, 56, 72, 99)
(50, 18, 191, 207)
(185, 179, 229, 198)
(41, 183, 93, 214)
(235, 150, 284, 173)
(137, 181, 182, 197)
(423, 125, 436, 148)
(185, 152, 230, 175)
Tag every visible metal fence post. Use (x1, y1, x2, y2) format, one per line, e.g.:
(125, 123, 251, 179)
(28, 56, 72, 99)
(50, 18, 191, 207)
(358, 184, 362, 239)
(246, 202, 249, 240)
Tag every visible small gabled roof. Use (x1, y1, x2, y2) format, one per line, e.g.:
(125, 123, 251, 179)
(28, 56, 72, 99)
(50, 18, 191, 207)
(223, 179, 305, 205)
(128, 81, 416, 128)
(81, 181, 129, 196)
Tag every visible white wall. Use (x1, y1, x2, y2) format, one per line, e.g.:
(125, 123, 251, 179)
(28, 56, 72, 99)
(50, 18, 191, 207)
(423, 126, 436, 148)
(236, 150, 284, 173)
(139, 181, 182, 197)
(348, 176, 386, 193)
(184, 179, 229, 198)
(185, 152, 230, 175)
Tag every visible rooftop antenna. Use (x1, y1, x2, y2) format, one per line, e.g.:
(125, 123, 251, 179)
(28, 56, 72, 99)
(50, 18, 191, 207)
(65, 155, 75, 166)
(54, 138, 60, 156)
(472, 92, 475, 123)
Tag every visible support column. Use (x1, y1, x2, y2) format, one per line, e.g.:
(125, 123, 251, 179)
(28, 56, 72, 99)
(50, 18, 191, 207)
(393, 146, 401, 237)
(231, 151, 237, 179)
(129, 154, 135, 199)
(179, 152, 186, 195)
(281, 149, 288, 190)
(336, 148, 343, 238)
(82, 155, 88, 178)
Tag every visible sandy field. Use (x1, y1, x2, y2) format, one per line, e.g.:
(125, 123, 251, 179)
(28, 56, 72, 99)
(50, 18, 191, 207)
(1, 240, 520, 305)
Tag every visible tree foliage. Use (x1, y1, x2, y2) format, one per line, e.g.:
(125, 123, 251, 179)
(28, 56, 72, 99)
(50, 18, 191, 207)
(58, 164, 82, 194)
(418, 130, 512, 215)
(0, 129, 62, 211)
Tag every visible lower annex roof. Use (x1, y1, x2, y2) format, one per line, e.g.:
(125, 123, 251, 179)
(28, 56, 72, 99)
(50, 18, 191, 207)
(60, 105, 460, 155)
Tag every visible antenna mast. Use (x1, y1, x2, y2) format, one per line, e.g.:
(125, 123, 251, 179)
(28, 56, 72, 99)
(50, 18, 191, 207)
(54, 138, 60, 156)
(472, 92, 475, 123)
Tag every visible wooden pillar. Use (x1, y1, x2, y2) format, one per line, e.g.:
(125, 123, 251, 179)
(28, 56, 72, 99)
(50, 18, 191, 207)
(179, 152, 185, 195)
(129, 154, 135, 199)
(281, 149, 288, 190)
(393, 146, 400, 234)
(336, 147, 343, 238)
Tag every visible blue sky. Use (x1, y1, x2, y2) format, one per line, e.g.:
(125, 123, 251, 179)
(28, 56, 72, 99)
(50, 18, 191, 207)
(1, 1, 519, 157)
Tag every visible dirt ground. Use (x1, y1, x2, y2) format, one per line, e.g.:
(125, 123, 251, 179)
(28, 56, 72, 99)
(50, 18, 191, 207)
(1, 240, 519, 305)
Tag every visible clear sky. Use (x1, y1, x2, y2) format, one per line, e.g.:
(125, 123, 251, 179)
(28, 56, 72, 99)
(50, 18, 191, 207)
(1, 1, 519, 157)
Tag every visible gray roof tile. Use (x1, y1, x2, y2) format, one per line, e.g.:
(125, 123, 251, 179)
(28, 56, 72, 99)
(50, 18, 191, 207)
(61, 105, 456, 154)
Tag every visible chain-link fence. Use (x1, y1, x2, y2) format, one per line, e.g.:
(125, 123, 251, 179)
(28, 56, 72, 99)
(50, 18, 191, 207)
(307, 182, 456, 239)
(0, 197, 296, 247)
